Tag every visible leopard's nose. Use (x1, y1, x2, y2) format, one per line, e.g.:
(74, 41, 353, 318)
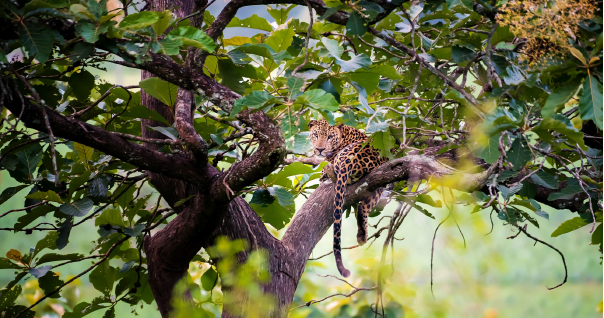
(316, 148, 325, 154)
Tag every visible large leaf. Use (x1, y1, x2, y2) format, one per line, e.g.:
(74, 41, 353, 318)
(294, 89, 340, 111)
(541, 81, 581, 118)
(336, 53, 372, 72)
(321, 37, 344, 59)
(89, 261, 116, 295)
(265, 28, 295, 52)
(139, 77, 178, 107)
(471, 133, 500, 164)
(19, 23, 54, 63)
(346, 10, 367, 36)
(59, 197, 94, 217)
(0, 185, 29, 206)
(121, 105, 170, 125)
(78, 21, 113, 43)
(25, 190, 63, 203)
(68, 70, 96, 101)
(118, 11, 159, 30)
(226, 14, 273, 31)
(551, 217, 588, 237)
(231, 91, 282, 117)
(507, 137, 532, 170)
(38, 271, 63, 298)
(167, 26, 216, 52)
(578, 75, 603, 129)
(370, 131, 395, 159)
(0, 285, 22, 313)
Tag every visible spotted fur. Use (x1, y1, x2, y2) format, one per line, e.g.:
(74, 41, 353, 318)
(308, 120, 388, 277)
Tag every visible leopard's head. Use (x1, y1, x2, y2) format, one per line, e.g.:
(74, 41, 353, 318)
(308, 120, 342, 158)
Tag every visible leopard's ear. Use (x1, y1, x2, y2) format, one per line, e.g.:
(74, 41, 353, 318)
(335, 123, 345, 131)
(308, 120, 319, 129)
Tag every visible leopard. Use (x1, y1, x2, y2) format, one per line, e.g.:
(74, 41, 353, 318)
(308, 119, 389, 277)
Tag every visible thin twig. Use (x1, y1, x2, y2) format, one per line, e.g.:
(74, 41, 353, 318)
(509, 224, 568, 290)
(14, 236, 129, 318)
(292, 0, 314, 76)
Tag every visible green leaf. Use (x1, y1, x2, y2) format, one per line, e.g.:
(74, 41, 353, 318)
(63, 300, 105, 318)
(287, 77, 305, 100)
(0, 285, 22, 313)
(451, 46, 476, 64)
(0, 258, 22, 269)
(15, 205, 56, 230)
(19, 23, 54, 64)
(200, 267, 218, 291)
(59, 197, 94, 217)
(251, 200, 295, 230)
(368, 65, 403, 80)
(37, 253, 83, 265)
(56, 217, 72, 250)
(530, 170, 559, 189)
(547, 178, 584, 200)
(497, 183, 523, 200)
(95, 208, 125, 227)
(346, 10, 367, 36)
(551, 217, 588, 237)
(231, 91, 281, 117)
(34, 232, 58, 256)
(89, 261, 116, 295)
(69, 171, 91, 199)
(139, 77, 178, 107)
(167, 26, 216, 52)
(77, 21, 112, 43)
(541, 81, 581, 118)
(152, 37, 183, 55)
(265, 27, 295, 52)
(121, 105, 170, 125)
(490, 25, 514, 45)
(321, 37, 344, 59)
(288, 132, 313, 154)
(38, 271, 63, 298)
(123, 224, 145, 237)
(507, 137, 532, 170)
(216, 58, 245, 95)
(578, 75, 603, 129)
(102, 308, 115, 318)
(532, 116, 585, 148)
(118, 11, 159, 30)
(87, 0, 107, 20)
(0, 185, 29, 206)
(370, 131, 395, 159)
(267, 187, 295, 206)
(472, 133, 500, 164)
(226, 14, 273, 31)
(68, 70, 96, 101)
(265, 162, 316, 185)
(591, 223, 602, 245)
(152, 10, 172, 35)
(146, 126, 179, 140)
(336, 53, 372, 72)
(295, 89, 340, 111)
(14, 143, 43, 182)
(74, 142, 94, 163)
(25, 190, 63, 203)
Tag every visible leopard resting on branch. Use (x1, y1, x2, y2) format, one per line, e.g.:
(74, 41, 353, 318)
(308, 119, 389, 277)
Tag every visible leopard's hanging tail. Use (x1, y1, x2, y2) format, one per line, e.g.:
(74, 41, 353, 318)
(333, 164, 350, 278)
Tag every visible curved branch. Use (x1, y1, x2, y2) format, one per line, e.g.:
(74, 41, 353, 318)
(0, 79, 204, 185)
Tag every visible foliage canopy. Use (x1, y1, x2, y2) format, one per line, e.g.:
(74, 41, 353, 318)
(0, 0, 602, 316)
